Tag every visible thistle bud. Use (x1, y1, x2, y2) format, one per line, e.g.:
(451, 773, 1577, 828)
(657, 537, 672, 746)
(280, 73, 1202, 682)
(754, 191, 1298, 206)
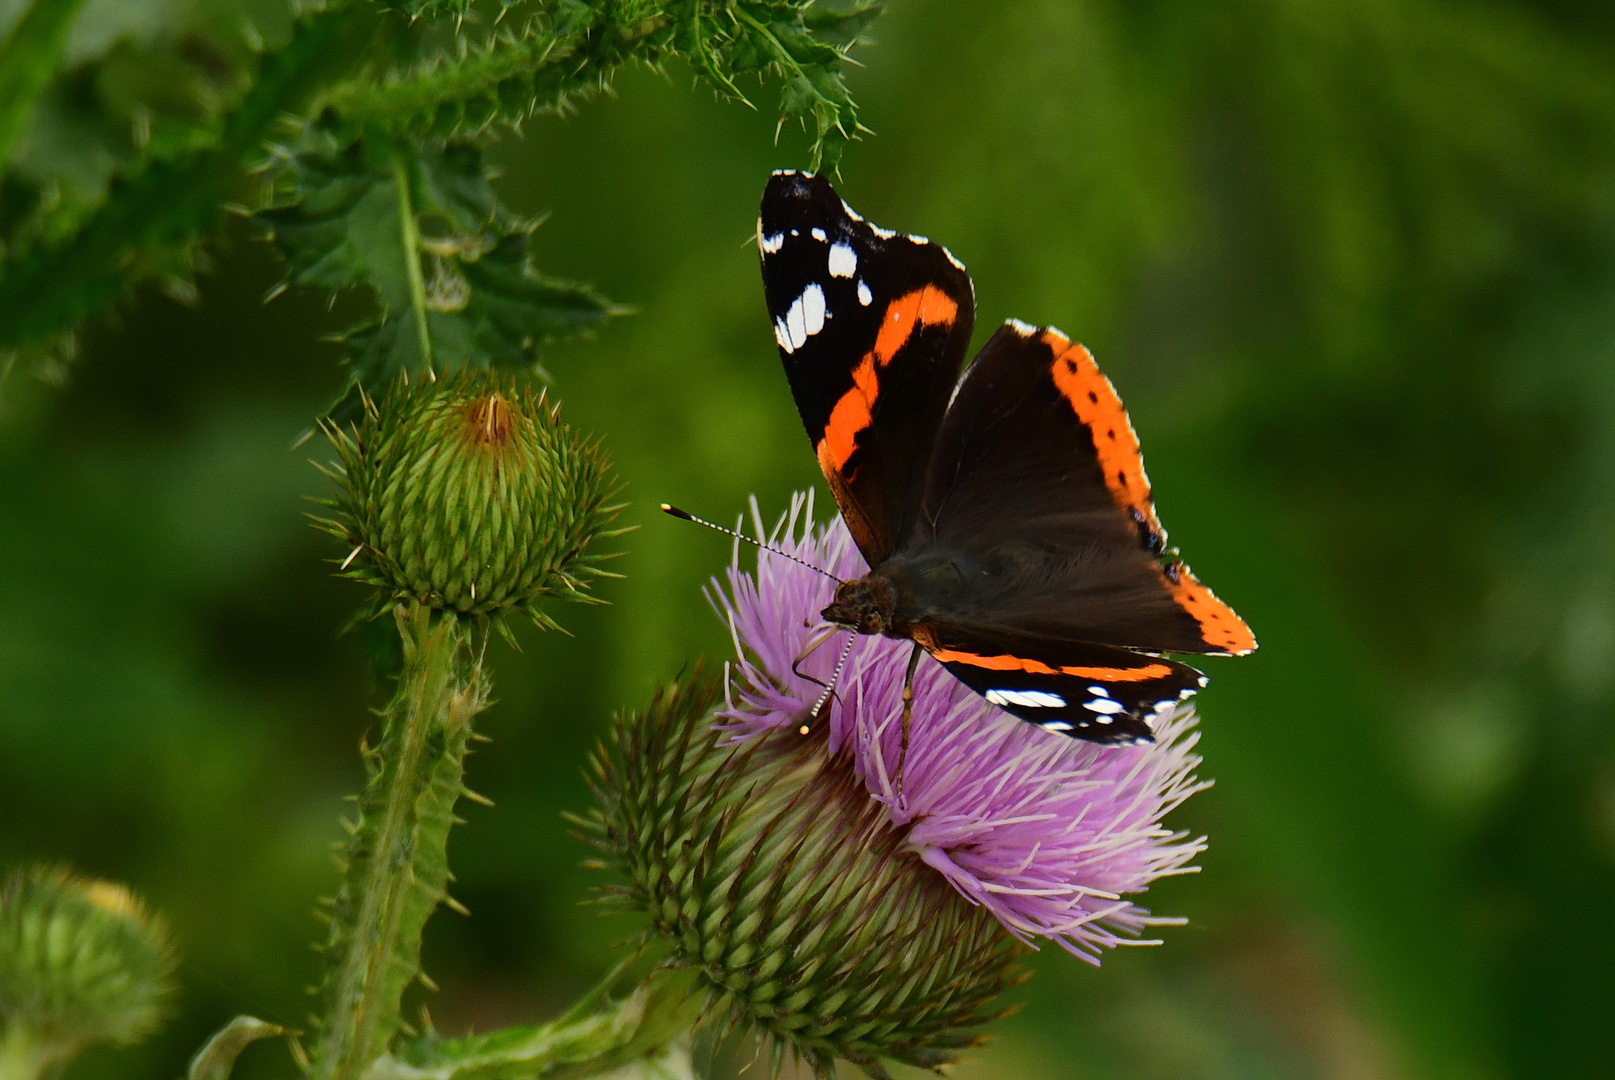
(317, 373, 622, 629)
(0, 866, 176, 1076)
(586, 670, 1024, 1079)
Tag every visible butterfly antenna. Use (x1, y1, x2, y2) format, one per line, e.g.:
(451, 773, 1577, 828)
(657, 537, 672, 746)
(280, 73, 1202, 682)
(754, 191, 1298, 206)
(661, 504, 843, 582)
(802, 632, 856, 736)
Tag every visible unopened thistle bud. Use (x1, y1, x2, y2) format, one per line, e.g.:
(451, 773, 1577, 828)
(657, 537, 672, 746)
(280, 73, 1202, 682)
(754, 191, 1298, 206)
(316, 373, 622, 630)
(586, 670, 1024, 1079)
(0, 866, 176, 1076)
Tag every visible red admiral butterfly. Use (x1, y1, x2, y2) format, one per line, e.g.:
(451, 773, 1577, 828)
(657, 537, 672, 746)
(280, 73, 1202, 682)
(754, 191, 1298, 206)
(757, 171, 1256, 746)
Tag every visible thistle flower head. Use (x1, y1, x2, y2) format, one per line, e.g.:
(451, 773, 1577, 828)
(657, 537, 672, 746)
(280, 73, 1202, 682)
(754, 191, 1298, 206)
(714, 494, 1210, 961)
(0, 865, 176, 1061)
(587, 669, 1024, 1079)
(316, 372, 622, 631)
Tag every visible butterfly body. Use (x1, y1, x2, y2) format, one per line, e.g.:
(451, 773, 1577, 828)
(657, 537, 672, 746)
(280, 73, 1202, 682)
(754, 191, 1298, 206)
(760, 171, 1255, 744)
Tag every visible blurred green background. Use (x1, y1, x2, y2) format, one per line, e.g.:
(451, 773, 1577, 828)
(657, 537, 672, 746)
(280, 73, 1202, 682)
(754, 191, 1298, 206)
(4, 1, 1615, 1077)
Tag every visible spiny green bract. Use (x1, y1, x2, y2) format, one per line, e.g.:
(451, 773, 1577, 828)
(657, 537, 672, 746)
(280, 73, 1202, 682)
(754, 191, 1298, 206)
(315, 372, 623, 631)
(0, 866, 176, 1055)
(584, 669, 1025, 1080)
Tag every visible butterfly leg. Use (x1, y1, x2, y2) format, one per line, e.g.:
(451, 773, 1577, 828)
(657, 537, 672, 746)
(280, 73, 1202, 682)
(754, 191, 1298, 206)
(896, 641, 922, 796)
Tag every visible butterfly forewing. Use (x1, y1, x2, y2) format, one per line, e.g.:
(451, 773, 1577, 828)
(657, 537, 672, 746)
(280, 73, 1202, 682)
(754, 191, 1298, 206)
(760, 171, 975, 565)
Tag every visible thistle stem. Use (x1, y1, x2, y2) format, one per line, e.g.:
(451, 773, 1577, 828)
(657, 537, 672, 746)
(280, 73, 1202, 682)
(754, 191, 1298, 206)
(390, 144, 434, 373)
(313, 604, 486, 1080)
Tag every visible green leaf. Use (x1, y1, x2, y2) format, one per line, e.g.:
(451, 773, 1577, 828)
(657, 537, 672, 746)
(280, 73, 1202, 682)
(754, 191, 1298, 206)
(369, 968, 702, 1080)
(725, 0, 883, 172)
(185, 1016, 294, 1080)
(377, 0, 476, 18)
(259, 134, 618, 420)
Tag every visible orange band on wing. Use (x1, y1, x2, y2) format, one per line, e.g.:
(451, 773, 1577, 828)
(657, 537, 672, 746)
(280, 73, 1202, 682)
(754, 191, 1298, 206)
(874, 286, 959, 363)
(929, 647, 1174, 682)
(1164, 562, 1258, 655)
(1044, 330, 1166, 545)
(818, 355, 880, 472)
(816, 287, 960, 471)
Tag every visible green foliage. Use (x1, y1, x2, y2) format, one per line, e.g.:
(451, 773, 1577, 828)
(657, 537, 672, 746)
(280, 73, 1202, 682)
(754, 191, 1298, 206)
(324, 0, 879, 168)
(0, 0, 90, 171)
(260, 136, 620, 417)
(0, 0, 882, 402)
(372, 967, 702, 1080)
(0, 4, 370, 356)
(183, 1017, 293, 1080)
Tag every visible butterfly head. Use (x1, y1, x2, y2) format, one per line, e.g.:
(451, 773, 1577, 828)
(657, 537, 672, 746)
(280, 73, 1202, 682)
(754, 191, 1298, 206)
(822, 574, 897, 636)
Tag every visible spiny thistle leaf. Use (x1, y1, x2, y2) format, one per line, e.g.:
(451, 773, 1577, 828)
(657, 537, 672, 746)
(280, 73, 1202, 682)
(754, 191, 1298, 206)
(585, 668, 1025, 1079)
(326, 0, 883, 172)
(380, 0, 478, 18)
(259, 135, 620, 419)
(185, 1016, 294, 1080)
(0, 4, 373, 356)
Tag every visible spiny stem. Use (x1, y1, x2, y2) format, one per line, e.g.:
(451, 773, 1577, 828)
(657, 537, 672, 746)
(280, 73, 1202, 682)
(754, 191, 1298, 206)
(0, 6, 381, 350)
(313, 604, 486, 1080)
(0, 0, 91, 166)
(390, 144, 434, 371)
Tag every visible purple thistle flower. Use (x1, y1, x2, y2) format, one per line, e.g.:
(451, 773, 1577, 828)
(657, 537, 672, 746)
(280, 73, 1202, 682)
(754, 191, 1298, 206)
(712, 493, 1211, 962)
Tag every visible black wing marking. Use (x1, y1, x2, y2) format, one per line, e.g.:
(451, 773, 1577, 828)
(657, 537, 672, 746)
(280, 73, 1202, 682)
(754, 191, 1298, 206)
(760, 171, 975, 565)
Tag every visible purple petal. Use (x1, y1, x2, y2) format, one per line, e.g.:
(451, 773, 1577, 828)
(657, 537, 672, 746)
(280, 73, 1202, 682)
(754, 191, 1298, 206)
(711, 494, 1210, 960)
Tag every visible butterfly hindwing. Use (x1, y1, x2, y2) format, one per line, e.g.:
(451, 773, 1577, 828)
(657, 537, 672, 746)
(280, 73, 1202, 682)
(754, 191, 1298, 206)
(760, 171, 975, 564)
(915, 622, 1207, 743)
(904, 320, 1256, 657)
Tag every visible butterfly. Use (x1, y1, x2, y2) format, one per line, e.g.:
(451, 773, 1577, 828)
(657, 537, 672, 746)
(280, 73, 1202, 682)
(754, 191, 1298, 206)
(757, 171, 1256, 746)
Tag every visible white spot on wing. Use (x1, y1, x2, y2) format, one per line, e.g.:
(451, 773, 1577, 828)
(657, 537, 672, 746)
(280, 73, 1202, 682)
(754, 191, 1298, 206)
(786, 297, 807, 350)
(801, 283, 826, 336)
(760, 231, 784, 255)
(870, 225, 896, 239)
(986, 689, 1066, 708)
(1087, 685, 1110, 698)
(827, 243, 858, 278)
(856, 279, 872, 306)
(774, 319, 792, 353)
(811, 227, 827, 242)
(942, 245, 965, 270)
(1007, 318, 1038, 337)
(841, 200, 863, 221)
(1082, 697, 1126, 715)
(907, 234, 930, 245)
(1041, 720, 1074, 732)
